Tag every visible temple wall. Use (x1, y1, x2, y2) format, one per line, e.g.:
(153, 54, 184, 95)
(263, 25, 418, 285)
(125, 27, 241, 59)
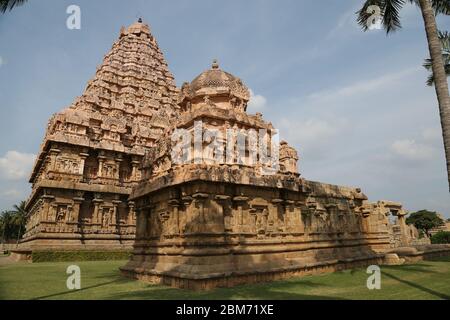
(122, 178, 391, 289)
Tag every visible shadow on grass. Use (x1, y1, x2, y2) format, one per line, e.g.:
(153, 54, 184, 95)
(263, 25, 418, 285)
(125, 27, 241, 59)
(381, 264, 438, 274)
(382, 271, 450, 300)
(31, 277, 132, 300)
(106, 278, 343, 300)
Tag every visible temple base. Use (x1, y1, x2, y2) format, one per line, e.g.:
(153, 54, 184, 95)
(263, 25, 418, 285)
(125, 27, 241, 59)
(120, 254, 385, 291)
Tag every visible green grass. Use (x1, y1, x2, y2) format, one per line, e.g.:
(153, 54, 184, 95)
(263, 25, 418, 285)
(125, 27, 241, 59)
(0, 257, 449, 300)
(31, 250, 131, 262)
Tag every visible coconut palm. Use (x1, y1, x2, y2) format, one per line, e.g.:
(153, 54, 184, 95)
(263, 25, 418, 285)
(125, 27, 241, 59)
(357, 0, 450, 190)
(11, 200, 27, 244)
(0, 0, 27, 13)
(424, 30, 450, 85)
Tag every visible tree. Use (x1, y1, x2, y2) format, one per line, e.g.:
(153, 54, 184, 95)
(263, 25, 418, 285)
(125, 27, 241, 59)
(424, 30, 450, 85)
(0, 201, 27, 244)
(406, 209, 445, 235)
(0, 0, 27, 13)
(357, 0, 450, 190)
(11, 200, 27, 243)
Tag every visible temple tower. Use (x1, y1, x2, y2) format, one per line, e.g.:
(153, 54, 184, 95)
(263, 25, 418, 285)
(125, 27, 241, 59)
(22, 20, 179, 251)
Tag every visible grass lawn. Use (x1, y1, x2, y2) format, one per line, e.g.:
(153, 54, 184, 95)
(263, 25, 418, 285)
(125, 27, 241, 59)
(0, 257, 449, 300)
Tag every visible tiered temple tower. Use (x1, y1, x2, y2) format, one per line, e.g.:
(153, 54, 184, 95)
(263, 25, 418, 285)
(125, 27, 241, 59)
(22, 20, 179, 251)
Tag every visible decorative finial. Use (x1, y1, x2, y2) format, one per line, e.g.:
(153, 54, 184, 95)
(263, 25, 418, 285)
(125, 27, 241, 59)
(212, 59, 219, 70)
(138, 17, 143, 23)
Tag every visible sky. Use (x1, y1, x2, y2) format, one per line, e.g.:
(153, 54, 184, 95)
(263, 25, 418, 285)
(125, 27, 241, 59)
(0, 0, 449, 218)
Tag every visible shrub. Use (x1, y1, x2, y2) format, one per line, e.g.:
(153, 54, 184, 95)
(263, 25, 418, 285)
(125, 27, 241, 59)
(32, 250, 131, 263)
(431, 231, 450, 244)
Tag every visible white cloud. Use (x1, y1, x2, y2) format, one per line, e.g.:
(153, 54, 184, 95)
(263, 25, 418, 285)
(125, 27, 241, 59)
(390, 139, 435, 161)
(0, 151, 36, 180)
(277, 117, 348, 161)
(247, 89, 267, 111)
(0, 56, 3, 67)
(307, 67, 420, 102)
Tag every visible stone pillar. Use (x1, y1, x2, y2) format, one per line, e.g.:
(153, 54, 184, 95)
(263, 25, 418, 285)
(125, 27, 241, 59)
(131, 156, 141, 181)
(112, 200, 121, 228)
(233, 195, 249, 230)
(271, 198, 284, 232)
(92, 196, 103, 224)
(127, 201, 135, 225)
(71, 194, 85, 223)
(41, 194, 55, 222)
(168, 199, 181, 235)
(181, 196, 193, 233)
(48, 148, 61, 172)
(97, 153, 106, 178)
(79, 151, 89, 176)
(115, 154, 123, 181)
(192, 193, 209, 228)
(294, 202, 305, 233)
(215, 195, 231, 231)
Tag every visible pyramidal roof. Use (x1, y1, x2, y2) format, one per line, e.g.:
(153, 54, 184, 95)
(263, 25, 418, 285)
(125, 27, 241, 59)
(31, 19, 179, 181)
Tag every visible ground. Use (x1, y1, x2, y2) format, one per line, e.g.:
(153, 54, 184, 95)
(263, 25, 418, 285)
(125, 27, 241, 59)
(0, 256, 449, 300)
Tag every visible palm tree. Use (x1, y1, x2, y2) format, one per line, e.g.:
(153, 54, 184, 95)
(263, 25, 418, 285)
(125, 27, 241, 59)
(11, 200, 27, 245)
(0, 210, 14, 244)
(0, 0, 27, 13)
(357, 0, 450, 190)
(424, 30, 450, 85)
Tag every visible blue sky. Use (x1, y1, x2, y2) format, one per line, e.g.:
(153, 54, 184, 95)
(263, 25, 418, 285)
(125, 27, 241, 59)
(0, 0, 449, 218)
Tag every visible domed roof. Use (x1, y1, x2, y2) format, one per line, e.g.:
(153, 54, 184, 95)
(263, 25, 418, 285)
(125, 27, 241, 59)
(187, 60, 250, 101)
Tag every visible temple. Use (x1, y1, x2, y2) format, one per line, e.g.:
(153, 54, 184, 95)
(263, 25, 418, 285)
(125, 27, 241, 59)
(20, 20, 432, 286)
(119, 58, 423, 289)
(21, 20, 179, 251)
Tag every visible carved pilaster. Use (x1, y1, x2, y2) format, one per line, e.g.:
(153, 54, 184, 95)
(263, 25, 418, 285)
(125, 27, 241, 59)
(41, 194, 55, 222)
(92, 195, 103, 224)
(115, 154, 123, 180)
(71, 194, 85, 224)
(168, 199, 181, 235)
(131, 156, 141, 181)
(79, 151, 89, 176)
(127, 201, 136, 225)
(97, 152, 106, 178)
(215, 195, 231, 232)
(233, 195, 249, 229)
(271, 198, 283, 232)
(48, 148, 61, 172)
(112, 200, 121, 227)
(192, 193, 209, 226)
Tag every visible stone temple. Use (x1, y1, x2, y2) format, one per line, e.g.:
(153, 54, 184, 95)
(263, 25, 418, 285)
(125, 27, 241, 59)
(22, 20, 178, 251)
(20, 20, 433, 287)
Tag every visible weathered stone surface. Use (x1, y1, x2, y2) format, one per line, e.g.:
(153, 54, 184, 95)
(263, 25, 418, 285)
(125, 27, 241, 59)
(120, 60, 426, 290)
(22, 20, 178, 250)
(21, 19, 432, 288)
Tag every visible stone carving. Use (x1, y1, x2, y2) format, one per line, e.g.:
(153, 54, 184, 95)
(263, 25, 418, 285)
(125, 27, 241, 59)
(22, 19, 179, 250)
(17, 18, 425, 288)
(121, 59, 423, 290)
